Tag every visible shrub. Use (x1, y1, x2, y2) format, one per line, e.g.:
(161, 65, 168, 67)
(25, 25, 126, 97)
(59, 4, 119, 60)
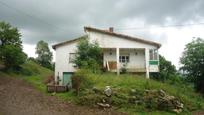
(120, 63, 127, 74)
(1, 45, 27, 70)
(19, 67, 33, 76)
(44, 75, 54, 84)
(73, 38, 103, 73)
(150, 55, 178, 83)
(71, 69, 93, 95)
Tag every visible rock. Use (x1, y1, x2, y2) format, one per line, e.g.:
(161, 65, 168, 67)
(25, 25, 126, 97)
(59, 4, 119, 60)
(143, 89, 184, 113)
(173, 108, 182, 113)
(102, 99, 106, 103)
(97, 103, 111, 108)
(145, 89, 158, 94)
(128, 96, 136, 104)
(131, 89, 136, 94)
(92, 87, 102, 94)
(159, 89, 166, 97)
(51, 92, 56, 96)
(104, 86, 112, 97)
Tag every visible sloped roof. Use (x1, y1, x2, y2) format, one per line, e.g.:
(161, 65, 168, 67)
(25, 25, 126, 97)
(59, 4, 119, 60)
(52, 27, 161, 49)
(52, 35, 87, 49)
(84, 26, 161, 48)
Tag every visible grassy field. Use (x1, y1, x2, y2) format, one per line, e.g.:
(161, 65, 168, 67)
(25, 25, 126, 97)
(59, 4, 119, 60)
(0, 61, 204, 115)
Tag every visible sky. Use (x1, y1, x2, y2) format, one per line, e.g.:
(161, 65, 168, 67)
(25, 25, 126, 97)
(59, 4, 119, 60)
(1, 0, 204, 69)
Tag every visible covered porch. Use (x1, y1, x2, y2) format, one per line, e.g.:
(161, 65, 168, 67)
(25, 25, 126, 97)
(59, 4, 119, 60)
(102, 48, 150, 78)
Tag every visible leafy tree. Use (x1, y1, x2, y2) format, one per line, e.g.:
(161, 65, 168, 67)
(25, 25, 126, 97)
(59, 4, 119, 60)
(180, 38, 204, 93)
(35, 40, 53, 69)
(150, 55, 178, 82)
(0, 21, 26, 69)
(0, 21, 22, 47)
(73, 37, 102, 73)
(1, 45, 27, 69)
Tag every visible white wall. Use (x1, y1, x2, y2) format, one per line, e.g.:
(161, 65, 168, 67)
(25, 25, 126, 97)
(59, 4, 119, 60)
(55, 42, 78, 85)
(88, 31, 157, 49)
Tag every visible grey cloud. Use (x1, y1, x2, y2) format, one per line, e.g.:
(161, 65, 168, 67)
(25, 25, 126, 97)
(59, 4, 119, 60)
(0, 0, 203, 44)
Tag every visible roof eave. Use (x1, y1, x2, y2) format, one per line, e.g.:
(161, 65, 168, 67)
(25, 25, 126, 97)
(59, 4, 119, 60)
(84, 26, 162, 48)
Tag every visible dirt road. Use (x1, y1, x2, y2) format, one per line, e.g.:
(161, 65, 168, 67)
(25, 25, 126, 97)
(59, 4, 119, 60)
(0, 76, 126, 115)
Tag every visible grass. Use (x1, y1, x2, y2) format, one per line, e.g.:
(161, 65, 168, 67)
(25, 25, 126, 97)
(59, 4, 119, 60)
(0, 60, 53, 92)
(0, 62, 204, 115)
(73, 71, 204, 114)
(86, 72, 202, 106)
(0, 60, 78, 103)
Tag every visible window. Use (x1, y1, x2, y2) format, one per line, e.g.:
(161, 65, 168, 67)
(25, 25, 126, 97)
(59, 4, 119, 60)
(69, 53, 76, 63)
(149, 49, 158, 60)
(119, 55, 129, 63)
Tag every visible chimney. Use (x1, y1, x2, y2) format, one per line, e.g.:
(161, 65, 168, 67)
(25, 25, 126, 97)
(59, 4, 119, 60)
(109, 27, 114, 32)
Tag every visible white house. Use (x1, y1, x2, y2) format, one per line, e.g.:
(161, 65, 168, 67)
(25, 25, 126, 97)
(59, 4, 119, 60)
(52, 27, 161, 85)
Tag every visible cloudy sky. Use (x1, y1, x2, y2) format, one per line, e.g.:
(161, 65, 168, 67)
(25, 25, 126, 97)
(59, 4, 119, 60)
(1, 0, 204, 69)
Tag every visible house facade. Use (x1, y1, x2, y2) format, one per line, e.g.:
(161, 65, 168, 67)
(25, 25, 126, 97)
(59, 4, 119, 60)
(53, 27, 161, 85)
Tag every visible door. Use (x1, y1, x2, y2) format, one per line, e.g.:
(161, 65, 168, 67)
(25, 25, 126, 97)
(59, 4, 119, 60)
(63, 72, 73, 86)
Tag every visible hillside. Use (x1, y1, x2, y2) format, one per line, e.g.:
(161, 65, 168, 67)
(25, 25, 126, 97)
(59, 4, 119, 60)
(0, 61, 124, 115)
(0, 60, 53, 91)
(0, 61, 204, 115)
(71, 71, 204, 115)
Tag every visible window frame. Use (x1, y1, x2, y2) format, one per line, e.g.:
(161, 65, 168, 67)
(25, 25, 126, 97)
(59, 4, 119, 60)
(119, 55, 130, 63)
(149, 49, 158, 60)
(69, 53, 76, 63)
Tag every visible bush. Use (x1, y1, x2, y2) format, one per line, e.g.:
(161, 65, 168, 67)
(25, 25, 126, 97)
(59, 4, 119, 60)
(150, 55, 178, 83)
(18, 60, 41, 76)
(1, 45, 27, 70)
(19, 67, 33, 76)
(44, 75, 54, 84)
(71, 69, 93, 95)
(120, 63, 127, 74)
(73, 38, 103, 73)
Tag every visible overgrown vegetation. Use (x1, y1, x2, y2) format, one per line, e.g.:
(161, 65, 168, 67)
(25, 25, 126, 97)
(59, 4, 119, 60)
(4, 62, 202, 114)
(150, 55, 182, 83)
(0, 60, 53, 91)
(180, 38, 204, 94)
(73, 37, 103, 73)
(71, 70, 204, 114)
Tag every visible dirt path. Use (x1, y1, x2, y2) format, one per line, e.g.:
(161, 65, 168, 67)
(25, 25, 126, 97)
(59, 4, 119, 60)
(0, 76, 126, 115)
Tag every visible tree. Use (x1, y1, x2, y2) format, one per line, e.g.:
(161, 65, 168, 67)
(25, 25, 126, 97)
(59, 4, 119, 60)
(180, 38, 204, 93)
(151, 55, 177, 82)
(1, 45, 27, 69)
(0, 21, 26, 69)
(35, 40, 53, 69)
(0, 21, 22, 47)
(73, 37, 102, 73)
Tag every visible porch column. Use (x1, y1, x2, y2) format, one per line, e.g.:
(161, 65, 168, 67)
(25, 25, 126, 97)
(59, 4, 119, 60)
(145, 48, 150, 78)
(116, 47, 120, 75)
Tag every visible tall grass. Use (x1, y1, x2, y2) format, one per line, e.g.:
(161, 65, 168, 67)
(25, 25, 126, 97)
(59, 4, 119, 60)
(81, 72, 204, 112)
